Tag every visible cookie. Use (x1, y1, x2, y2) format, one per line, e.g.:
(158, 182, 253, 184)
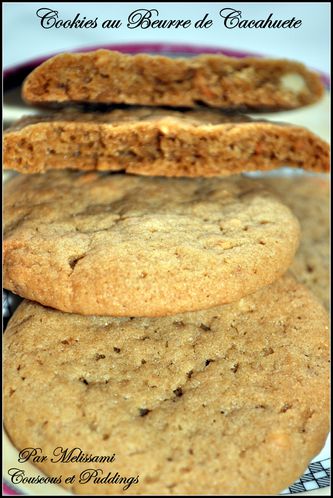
(22, 50, 324, 110)
(261, 175, 329, 309)
(4, 171, 300, 316)
(4, 274, 329, 495)
(4, 108, 329, 175)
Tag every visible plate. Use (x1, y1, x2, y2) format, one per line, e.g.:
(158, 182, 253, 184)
(3, 43, 330, 496)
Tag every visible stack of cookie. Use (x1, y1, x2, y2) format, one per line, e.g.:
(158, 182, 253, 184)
(3, 50, 330, 495)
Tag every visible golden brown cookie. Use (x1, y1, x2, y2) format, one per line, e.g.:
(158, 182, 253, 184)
(261, 175, 329, 309)
(22, 50, 324, 110)
(4, 108, 329, 175)
(4, 171, 300, 316)
(4, 274, 329, 495)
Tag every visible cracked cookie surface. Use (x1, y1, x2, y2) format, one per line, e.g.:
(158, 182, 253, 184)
(4, 274, 329, 494)
(22, 49, 324, 110)
(4, 171, 300, 316)
(4, 107, 329, 175)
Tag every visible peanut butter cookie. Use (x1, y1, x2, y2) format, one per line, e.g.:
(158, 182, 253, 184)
(261, 175, 329, 309)
(22, 50, 324, 110)
(4, 171, 299, 316)
(4, 274, 329, 494)
(4, 108, 329, 175)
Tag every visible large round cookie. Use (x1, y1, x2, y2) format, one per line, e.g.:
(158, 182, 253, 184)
(4, 275, 329, 495)
(261, 175, 329, 309)
(4, 171, 300, 316)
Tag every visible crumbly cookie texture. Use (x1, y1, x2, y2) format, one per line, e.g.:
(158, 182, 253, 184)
(4, 108, 329, 175)
(261, 175, 329, 309)
(4, 275, 329, 495)
(4, 171, 300, 316)
(22, 50, 324, 110)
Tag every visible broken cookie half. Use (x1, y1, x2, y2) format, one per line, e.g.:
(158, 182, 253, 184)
(4, 107, 329, 176)
(22, 49, 324, 110)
